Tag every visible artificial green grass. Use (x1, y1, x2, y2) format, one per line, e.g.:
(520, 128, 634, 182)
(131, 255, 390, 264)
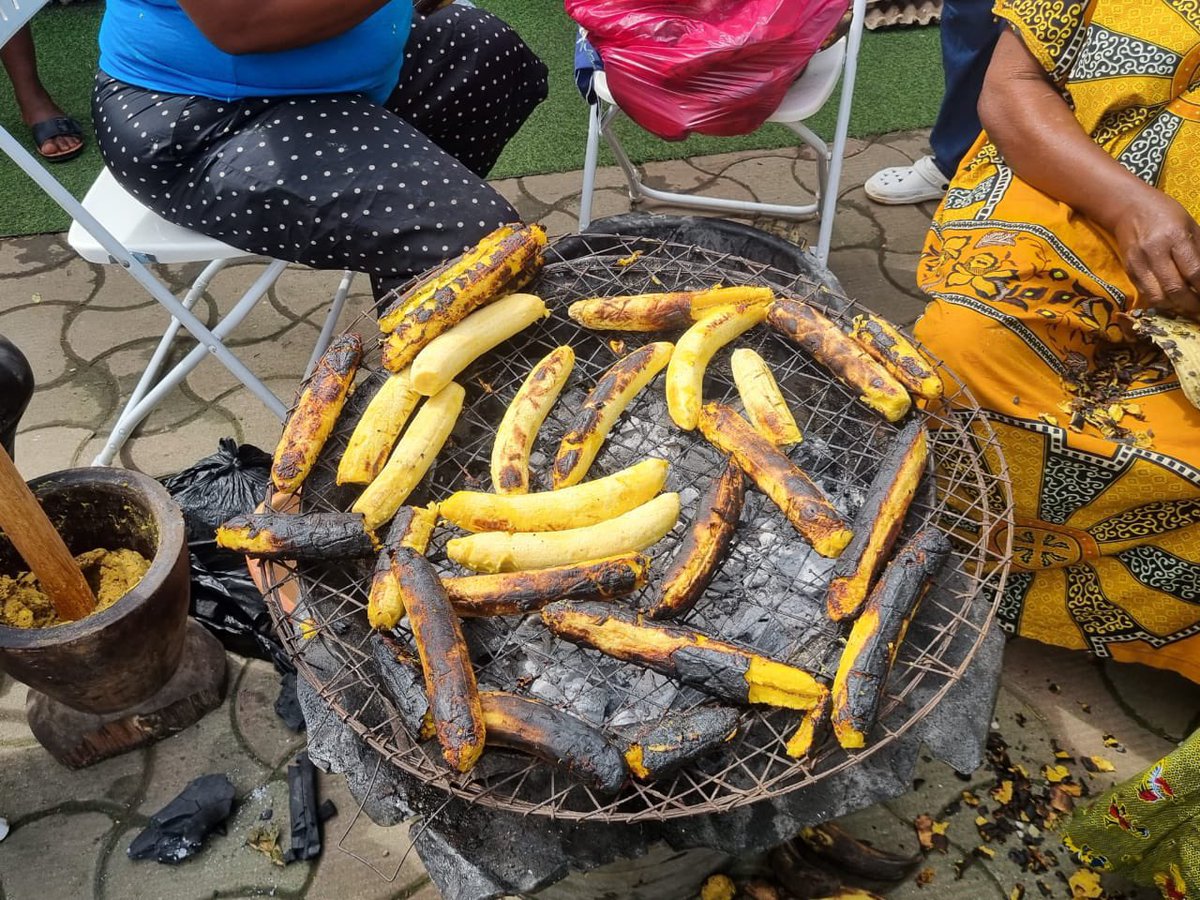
(0, 2, 942, 237)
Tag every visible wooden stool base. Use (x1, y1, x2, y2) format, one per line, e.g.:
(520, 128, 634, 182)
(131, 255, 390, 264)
(25, 620, 229, 768)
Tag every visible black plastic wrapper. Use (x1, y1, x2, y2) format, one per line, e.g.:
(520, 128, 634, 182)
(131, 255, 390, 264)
(128, 774, 236, 864)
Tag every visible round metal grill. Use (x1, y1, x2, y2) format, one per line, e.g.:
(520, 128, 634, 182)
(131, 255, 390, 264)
(262, 234, 1014, 822)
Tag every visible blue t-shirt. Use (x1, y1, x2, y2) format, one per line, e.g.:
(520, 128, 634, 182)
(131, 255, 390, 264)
(99, 0, 413, 104)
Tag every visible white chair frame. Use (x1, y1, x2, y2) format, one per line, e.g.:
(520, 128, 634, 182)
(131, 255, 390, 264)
(0, 0, 354, 466)
(578, 0, 867, 266)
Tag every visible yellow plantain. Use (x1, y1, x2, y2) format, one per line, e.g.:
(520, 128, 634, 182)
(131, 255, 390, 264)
(567, 285, 774, 332)
(730, 348, 803, 447)
(446, 491, 680, 573)
(552, 341, 674, 487)
(491, 346, 574, 494)
(336, 369, 421, 486)
(667, 304, 767, 430)
(351, 382, 464, 531)
(441, 457, 669, 532)
(366, 503, 440, 630)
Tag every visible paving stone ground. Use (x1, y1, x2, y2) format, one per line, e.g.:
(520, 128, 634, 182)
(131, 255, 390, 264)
(1, 131, 1197, 899)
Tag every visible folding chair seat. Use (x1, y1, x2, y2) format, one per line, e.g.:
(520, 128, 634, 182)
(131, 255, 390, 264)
(578, 0, 867, 266)
(0, 0, 354, 466)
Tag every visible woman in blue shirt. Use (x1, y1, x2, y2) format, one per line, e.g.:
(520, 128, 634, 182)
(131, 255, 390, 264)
(92, 0, 547, 294)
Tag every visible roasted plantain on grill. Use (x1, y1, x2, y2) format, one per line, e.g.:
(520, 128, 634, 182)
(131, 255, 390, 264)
(568, 285, 774, 332)
(647, 459, 743, 620)
(380, 223, 546, 372)
(441, 458, 668, 533)
(541, 600, 826, 710)
(366, 503, 439, 631)
(667, 304, 768, 430)
(698, 402, 852, 558)
(491, 345, 575, 494)
(337, 368, 422, 486)
(784, 686, 830, 758)
(826, 421, 927, 622)
(621, 706, 740, 780)
(445, 553, 650, 617)
(271, 333, 363, 494)
(849, 314, 943, 402)
(216, 512, 378, 560)
(767, 299, 911, 422)
(371, 632, 435, 740)
(831, 528, 951, 749)
(730, 348, 802, 447)
(552, 341, 673, 488)
(479, 691, 627, 794)
(446, 492, 680, 573)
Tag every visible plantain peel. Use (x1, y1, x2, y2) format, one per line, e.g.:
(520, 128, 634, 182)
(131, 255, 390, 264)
(1133, 311, 1200, 410)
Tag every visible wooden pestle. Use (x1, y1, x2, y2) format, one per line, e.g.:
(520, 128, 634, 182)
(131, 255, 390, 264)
(0, 447, 96, 621)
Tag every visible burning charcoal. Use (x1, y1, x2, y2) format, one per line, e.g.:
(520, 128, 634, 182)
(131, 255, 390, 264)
(128, 774, 236, 864)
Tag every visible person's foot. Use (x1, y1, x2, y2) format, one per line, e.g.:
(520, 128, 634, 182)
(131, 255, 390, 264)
(19, 90, 84, 161)
(863, 155, 949, 205)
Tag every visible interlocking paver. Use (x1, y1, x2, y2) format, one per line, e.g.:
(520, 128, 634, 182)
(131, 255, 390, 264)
(233, 659, 308, 771)
(0, 301, 74, 384)
(0, 734, 145, 821)
(0, 811, 115, 900)
(13, 424, 97, 478)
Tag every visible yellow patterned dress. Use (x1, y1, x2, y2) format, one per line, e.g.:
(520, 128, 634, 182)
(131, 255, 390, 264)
(914, 0, 1200, 683)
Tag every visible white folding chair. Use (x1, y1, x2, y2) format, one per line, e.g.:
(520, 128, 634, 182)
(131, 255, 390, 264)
(578, 0, 867, 267)
(1, 0, 355, 466)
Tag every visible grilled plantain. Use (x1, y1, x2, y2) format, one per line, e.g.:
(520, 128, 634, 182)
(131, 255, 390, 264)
(409, 292, 549, 396)
(730, 348, 802, 447)
(491, 346, 575, 494)
(394, 546, 486, 772)
(216, 512, 378, 560)
(647, 460, 743, 620)
(568, 285, 774, 332)
(849, 314, 943, 402)
(541, 600, 826, 710)
(445, 553, 650, 617)
(380, 224, 546, 372)
(698, 402, 852, 558)
(667, 304, 768, 430)
(831, 528, 951, 749)
(271, 333, 363, 494)
(479, 691, 626, 794)
(826, 421, 927, 622)
(621, 706, 740, 780)
(336, 369, 422, 486)
(371, 632, 435, 740)
(366, 504, 440, 630)
(441, 458, 668, 533)
(784, 686, 831, 758)
(351, 381, 464, 531)
(552, 342, 673, 488)
(767, 299, 911, 422)
(446, 492, 680, 573)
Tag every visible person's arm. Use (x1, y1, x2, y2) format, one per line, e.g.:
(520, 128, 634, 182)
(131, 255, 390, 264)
(175, 0, 392, 55)
(979, 29, 1200, 318)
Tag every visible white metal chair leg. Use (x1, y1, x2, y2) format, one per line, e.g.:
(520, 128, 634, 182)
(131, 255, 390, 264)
(598, 105, 645, 204)
(579, 103, 603, 230)
(304, 270, 356, 379)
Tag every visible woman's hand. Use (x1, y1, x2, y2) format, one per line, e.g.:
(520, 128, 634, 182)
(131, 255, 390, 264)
(1107, 186, 1200, 320)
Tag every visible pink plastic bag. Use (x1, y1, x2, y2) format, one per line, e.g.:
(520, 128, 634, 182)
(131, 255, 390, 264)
(567, 0, 849, 141)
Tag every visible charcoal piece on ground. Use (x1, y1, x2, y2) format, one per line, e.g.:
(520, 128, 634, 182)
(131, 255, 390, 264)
(285, 752, 330, 863)
(127, 773, 236, 864)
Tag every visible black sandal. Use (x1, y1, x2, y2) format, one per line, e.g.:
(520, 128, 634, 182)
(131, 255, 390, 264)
(31, 115, 85, 163)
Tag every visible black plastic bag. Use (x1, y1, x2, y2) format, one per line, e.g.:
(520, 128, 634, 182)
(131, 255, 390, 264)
(161, 437, 273, 543)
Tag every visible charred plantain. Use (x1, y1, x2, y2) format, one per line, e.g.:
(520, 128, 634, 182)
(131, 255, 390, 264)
(541, 600, 825, 710)
(621, 706, 740, 780)
(380, 224, 546, 372)
(445, 553, 650, 617)
(491, 345, 575, 494)
(272, 333, 363, 494)
(831, 528, 951, 749)
(395, 546, 486, 771)
(366, 504, 439, 630)
(826, 421, 927, 622)
(849, 314, 943, 402)
(370, 632, 435, 740)
(479, 691, 627, 794)
(767, 299, 911, 422)
(216, 512, 378, 560)
(647, 459, 743, 620)
(784, 686, 830, 758)
(698, 402, 852, 558)
(568, 285, 774, 332)
(552, 342, 673, 488)
(797, 822, 922, 883)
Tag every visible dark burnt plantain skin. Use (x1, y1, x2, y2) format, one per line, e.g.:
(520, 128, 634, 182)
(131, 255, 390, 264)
(366, 504, 439, 631)
(216, 512, 377, 560)
(849, 313, 944, 402)
(697, 402, 852, 558)
(371, 632, 435, 740)
(831, 528, 951, 749)
(826, 421, 928, 622)
(622, 706, 740, 780)
(271, 333, 363, 494)
(647, 460, 743, 619)
(396, 547, 486, 772)
(479, 691, 627, 794)
(444, 553, 650, 617)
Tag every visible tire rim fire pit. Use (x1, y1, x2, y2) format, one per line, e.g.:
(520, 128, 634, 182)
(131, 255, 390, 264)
(263, 234, 1014, 824)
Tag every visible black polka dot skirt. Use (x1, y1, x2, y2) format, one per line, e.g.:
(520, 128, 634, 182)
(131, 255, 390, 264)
(91, 5, 548, 288)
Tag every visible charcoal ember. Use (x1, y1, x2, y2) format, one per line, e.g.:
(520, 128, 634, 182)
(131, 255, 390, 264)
(127, 774, 236, 864)
(606, 668, 678, 727)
